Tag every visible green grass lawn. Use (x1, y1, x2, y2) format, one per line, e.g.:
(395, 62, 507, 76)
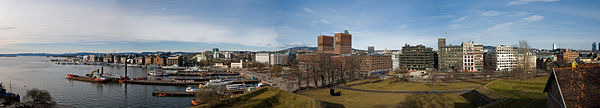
(203, 87, 343, 108)
(483, 76, 548, 108)
(350, 79, 485, 91)
(297, 79, 478, 108)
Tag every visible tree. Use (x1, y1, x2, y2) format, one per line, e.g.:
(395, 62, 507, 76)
(23, 88, 55, 108)
(270, 65, 282, 77)
(517, 40, 534, 80)
(194, 88, 222, 107)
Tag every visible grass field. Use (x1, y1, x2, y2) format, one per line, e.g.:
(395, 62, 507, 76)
(350, 79, 486, 91)
(297, 79, 480, 108)
(203, 87, 343, 108)
(483, 76, 548, 108)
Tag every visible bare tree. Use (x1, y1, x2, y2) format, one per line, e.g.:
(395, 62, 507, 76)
(517, 40, 533, 80)
(23, 88, 55, 108)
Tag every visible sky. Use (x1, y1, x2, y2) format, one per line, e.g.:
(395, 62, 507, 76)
(1, 0, 599, 54)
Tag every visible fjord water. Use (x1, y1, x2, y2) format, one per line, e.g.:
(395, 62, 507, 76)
(0, 56, 192, 108)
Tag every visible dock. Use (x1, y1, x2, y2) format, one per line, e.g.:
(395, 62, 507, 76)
(124, 80, 205, 85)
(168, 73, 239, 76)
(152, 90, 245, 97)
(124, 80, 261, 85)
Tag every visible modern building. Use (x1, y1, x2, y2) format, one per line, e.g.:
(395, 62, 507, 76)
(486, 45, 517, 71)
(255, 53, 270, 64)
(269, 53, 289, 65)
(192, 53, 208, 62)
(318, 35, 334, 53)
(391, 53, 401, 71)
(358, 54, 393, 73)
(553, 43, 557, 50)
(593, 42, 597, 52)
(230, 60, 246, 68)
(398, 44, 435, 70)
(557, 49, 579, 65)
(438, 38, 463, 71)
(166, 56, 183, 66)
(368, 46, 375, 53)
(517, 51, 537, 71)
(334, 30, 352, 54)
(462, 41, 484, 72)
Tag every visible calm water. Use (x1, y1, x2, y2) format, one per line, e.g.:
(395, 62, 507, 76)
(0, 56, 193, 108)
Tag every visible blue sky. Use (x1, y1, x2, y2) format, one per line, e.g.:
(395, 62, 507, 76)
(1, 0, 599, 53)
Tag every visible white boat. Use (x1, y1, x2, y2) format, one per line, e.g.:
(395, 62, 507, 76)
(186, 86, 201, 92)
(226, 84, 245, 90)
(204, 79, 233, 87)
(148, 71, 168, 76)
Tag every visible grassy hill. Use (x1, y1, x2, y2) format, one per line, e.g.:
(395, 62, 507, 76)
(199, 87, 343, 108)
(482, 76, 548, 108)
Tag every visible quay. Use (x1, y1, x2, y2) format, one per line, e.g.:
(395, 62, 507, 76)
(124, 80, 205, 85)
(152, 90, 245, 97)
(168, 73, 239, 76)
(124, 79, 261, 85)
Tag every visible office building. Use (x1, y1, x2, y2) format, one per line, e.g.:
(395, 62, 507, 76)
(270, 53, 289, 65)
(486, 45, 517, 71)
(334, 30, 352, 54)
(438, 38, 463, 71)
(358, 54, 392, 73)
(462, 41, 484, 72)
(318, 35, 334, 53)
(593, 42, 597, 52)
(255, 53, 270, 64)
(398, 44, 435, 70)
(368, 46, 375, 53)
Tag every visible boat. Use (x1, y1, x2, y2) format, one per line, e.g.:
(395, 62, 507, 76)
(66, 70, 108, 82)
(203, 79, 233, 87)
(185, 85, 202, 92)
(148, 71, 168, 76)
(226, 84, 245, 90)
(66, 74, 107, 82)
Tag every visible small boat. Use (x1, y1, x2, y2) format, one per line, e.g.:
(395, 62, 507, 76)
(186, 86, 201, 92)
(203, 79, 233, 87)
(148, 71, 168, 76)
(226, 84, 246, 90)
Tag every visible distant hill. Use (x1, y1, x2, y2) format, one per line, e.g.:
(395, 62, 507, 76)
(202, 87, 344, 108)
(278, 46, 317, 52)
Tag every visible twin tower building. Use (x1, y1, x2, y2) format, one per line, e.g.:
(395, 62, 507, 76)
(318, 30, 352, 54)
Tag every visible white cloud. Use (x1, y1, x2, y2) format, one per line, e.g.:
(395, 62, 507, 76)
(486, 22, 515, 31)
(0, 0, 283, 48)
(319, 19, 331, 24)
(400, 25, 407, 29)
(481, 11, 504, 16)
(508, 0, 559, 5)
(449, 24, 462, 29)
(452, 16, 469, 22)
(522, 15, 544, 22)
(302, 8, 315, 14)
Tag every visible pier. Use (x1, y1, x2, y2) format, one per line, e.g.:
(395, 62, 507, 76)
(152, 90, 245, 97)
(123, 79, 261, 85)
(168, 73, 239, 76)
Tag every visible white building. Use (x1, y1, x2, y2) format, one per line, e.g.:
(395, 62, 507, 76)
(230, 60, 246, 68)
(223, 52, 233, 58)
(486, 45, 517, 71)
(517, 51, 537, 70)
(462, 41, 484, 72)
(391, 53, 401, 71)
(269, 54, 288, 65)
(255, 53, 270, 64)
